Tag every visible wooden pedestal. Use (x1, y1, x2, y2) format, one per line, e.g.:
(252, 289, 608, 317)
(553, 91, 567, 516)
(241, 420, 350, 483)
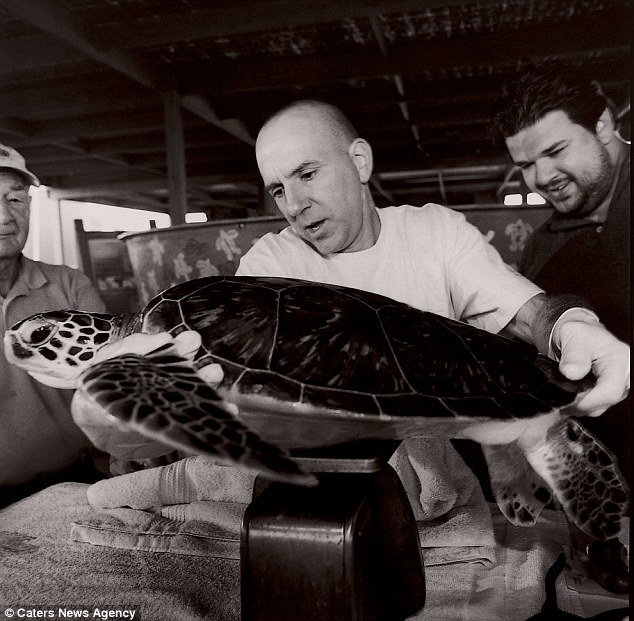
(241, 459, 425, 620)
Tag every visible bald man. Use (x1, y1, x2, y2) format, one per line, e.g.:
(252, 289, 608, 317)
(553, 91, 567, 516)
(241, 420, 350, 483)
(238, 100, 627, 414)
(236, 100, 629, 554)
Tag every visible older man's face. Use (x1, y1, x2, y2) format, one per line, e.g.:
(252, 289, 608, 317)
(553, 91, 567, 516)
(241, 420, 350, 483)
(256, 110, 372, 256)
(0, 171, 31, 260)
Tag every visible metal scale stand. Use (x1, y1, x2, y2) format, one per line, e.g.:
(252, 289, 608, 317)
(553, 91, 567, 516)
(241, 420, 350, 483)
(240, 441, 426, 620)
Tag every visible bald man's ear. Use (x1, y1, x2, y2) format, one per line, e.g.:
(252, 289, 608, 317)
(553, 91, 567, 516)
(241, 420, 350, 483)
(348, 138, 373, 183)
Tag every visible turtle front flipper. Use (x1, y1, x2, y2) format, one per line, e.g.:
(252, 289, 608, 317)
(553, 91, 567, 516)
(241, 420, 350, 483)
(482, 442, 553, 527)
(521, 418, 629, 541)
(76, 348, 317, 487)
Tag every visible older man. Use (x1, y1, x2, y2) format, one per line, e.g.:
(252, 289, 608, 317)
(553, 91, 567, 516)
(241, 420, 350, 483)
(0, 144, 106, 503)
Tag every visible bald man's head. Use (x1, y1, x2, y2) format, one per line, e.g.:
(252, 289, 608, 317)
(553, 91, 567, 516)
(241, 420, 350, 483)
(257, 100, 359, 153)
(254, 99, 378, 256)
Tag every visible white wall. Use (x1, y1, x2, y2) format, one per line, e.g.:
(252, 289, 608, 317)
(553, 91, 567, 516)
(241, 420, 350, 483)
(23, 187, 170, 269)
(22, 186, 64, 264)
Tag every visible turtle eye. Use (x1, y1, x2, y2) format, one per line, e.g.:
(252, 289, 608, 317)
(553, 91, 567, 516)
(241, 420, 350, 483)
(23, 323, 57, 346)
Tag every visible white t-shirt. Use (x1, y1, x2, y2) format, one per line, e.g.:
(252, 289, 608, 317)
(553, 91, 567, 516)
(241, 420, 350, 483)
(237, 204, 542, 334)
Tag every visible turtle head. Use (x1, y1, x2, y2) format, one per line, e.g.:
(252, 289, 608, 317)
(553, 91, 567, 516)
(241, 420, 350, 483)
(4, 310, 120, 388)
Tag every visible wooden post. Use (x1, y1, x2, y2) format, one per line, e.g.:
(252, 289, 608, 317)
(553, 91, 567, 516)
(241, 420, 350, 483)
(163, 91, 188, 225)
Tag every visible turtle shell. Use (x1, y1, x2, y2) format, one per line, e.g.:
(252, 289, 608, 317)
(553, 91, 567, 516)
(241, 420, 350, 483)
(140, 276, 579, 423)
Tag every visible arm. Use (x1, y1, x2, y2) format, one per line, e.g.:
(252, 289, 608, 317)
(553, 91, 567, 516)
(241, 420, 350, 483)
(503, 292, 592, 353)
(505, 293, 630, 416)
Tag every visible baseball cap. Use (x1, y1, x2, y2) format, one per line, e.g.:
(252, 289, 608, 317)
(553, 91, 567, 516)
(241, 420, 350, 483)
(0, 143, 40, 187)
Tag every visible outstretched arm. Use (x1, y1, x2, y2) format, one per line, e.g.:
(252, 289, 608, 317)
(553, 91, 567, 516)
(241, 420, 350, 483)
(504, 293, 630, 416)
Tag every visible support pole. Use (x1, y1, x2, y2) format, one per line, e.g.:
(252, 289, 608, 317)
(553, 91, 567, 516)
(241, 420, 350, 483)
(163, 91, 188, 224)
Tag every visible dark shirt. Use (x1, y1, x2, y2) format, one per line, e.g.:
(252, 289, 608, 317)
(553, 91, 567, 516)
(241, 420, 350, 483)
(519, 152, 630, 344)
(519, 149, 631, 481)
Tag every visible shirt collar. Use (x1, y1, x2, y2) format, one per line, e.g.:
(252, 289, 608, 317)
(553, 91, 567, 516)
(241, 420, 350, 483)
(8, 255, 48, 297)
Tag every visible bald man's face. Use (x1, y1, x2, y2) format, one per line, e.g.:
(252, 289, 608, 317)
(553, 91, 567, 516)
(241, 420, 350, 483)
(256, 109, 375, 255)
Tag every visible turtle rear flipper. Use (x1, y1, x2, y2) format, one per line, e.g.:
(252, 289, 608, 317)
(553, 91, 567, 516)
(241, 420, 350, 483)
(522, 419, 629, 541)
(76, 348, 316, 487)
(482, 442, 553, 527)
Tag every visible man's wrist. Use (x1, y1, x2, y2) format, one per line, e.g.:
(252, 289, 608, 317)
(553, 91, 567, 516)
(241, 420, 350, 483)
(548, 307, 602, 360)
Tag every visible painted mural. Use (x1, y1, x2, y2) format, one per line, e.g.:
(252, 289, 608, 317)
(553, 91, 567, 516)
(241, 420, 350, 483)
(123, 207, 550, 307)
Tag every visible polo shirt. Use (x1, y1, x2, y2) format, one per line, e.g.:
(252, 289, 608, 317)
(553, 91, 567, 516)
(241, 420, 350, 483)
(1, 255, 105, 486)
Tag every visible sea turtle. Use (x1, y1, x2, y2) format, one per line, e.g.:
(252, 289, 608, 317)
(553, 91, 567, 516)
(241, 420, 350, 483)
(4, 275, 628, 540)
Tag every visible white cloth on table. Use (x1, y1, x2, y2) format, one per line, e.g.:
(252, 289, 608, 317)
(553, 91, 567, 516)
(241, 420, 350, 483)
(3, 483, 626, 620)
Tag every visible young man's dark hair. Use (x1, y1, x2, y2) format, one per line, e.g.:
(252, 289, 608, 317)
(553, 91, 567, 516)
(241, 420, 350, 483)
(489, 60, 614, 147)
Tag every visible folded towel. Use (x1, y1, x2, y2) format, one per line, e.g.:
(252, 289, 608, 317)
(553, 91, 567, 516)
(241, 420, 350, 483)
(4, 483, 626, 621)
(77, 457, 252, 559)
(159, 499, 246, 524)
(82, 441, 494, 566)
(389, 438, 496, 565)
(71, 501, 244, 559)
(87, 455, 256, 509)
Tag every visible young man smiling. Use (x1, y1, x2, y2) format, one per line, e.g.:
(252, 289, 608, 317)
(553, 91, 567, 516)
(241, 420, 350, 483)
(490, 60, 630, 594)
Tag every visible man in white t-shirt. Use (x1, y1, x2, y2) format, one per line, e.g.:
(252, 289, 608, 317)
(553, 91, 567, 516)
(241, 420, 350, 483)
(237, 100, 628, 417)
(236, 100, 629, 555)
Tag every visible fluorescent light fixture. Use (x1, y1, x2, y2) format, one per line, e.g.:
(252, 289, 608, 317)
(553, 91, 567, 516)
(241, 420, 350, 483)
(503, 193, 523, 206)
(186, 212, 208, 223)
(527, 192, 547, 205)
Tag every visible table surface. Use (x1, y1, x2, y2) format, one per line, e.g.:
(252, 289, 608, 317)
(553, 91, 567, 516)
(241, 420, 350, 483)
(0, 482, 629, 621)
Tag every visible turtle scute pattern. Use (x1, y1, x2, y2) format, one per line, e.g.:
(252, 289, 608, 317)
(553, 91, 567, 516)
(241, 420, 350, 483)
(79, 347, 314, 485)
(141, 276, 579, 421)
(537, 419, 628, 540)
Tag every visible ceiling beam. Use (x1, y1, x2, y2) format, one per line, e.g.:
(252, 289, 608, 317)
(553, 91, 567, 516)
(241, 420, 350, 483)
(127, 144, 253, 168)
(0, 121, 164, 178)
(46, 173, 258, 194)
(0, 0, 254, 144)
(82, 128, 239, 156)
(207, 66, 629, 121)
(388, 181, 504, 195)
(376, 164, 508, 182)
(0, 108, 168, 142)
(178, 10, 629, 94)
(0, 0, 165, 89)
(181, 95, 255, 146)
(88, 0, 465, 51)
(0, 76, 153, 119)
(0, 33, 79, 74)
